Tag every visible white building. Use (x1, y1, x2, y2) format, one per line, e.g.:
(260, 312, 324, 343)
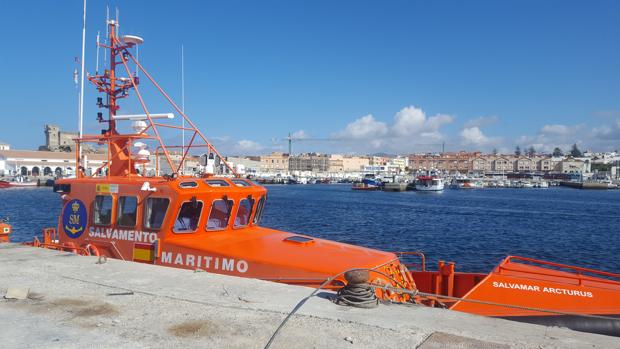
(0, 150, 108, 177)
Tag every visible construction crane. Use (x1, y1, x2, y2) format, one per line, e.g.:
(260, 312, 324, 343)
(285, 132, 342, 155)
(282, 132, 447, 155)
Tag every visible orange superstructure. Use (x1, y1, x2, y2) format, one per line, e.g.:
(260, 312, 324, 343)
(22, 17, 620, 337)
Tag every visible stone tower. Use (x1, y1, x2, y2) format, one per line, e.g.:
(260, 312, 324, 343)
(44, 124, 60, 151)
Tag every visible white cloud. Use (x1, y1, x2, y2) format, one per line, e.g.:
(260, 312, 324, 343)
(290, 130, 309, 139)
(234, 139, 264, 152)
(540, 124, 581, 136)
(332, 106, 455, 153)
(463, 115, 498, 129)
(391, 106, 426, 136)
(460, 126, 490, 146)
(592, 120, 620, 140)
(336, 114, 388, 139)
(391, 106, 453, 137)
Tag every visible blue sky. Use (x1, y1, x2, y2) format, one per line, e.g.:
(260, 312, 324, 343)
(1, 1, 619, 155)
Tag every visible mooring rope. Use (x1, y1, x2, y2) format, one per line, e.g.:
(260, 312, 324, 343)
(264, 267, 620, 349)
(335, 283, 378, 308)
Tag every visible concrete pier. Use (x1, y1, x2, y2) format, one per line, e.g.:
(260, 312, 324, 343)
(0, 244, 617, 348)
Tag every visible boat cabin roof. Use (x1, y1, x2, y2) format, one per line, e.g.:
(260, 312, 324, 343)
(54, 176, 268, 236)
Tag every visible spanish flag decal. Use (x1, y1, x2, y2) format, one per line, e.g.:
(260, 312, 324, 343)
(133, 242, 155, 263)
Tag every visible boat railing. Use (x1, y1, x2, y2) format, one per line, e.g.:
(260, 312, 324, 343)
(30, 228, 90, 256)
(499, 255, 620, 286)
(394, 251, 426, 271)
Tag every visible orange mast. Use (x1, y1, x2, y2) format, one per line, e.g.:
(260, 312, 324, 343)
(83, 20, 236, 179)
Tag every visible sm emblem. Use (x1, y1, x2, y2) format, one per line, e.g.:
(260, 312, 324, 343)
(62, 199, 87, 239)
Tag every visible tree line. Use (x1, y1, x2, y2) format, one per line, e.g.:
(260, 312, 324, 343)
(507, 143, 583, 157)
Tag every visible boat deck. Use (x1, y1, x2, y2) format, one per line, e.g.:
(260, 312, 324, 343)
(1, 244, 617, 348)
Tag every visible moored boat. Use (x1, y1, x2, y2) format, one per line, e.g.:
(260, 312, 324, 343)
(18, 16, 620, 337)
(450, 176, 483, 189)
(0, 177, 40, 188)
(415, 175, 444, 191)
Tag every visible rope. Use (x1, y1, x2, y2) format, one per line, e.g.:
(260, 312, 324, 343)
(371, 284, 620, 321)
(264, 266, 620, 348)
(263, 263, 401, 349)
(335, 283, 378, 308)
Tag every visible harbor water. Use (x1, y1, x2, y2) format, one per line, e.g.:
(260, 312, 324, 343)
(1, 185, 619, 273)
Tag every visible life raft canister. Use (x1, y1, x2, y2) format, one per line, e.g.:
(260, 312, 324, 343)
(0, 221, 12, 243)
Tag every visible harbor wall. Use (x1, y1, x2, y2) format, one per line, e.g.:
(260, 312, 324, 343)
(1, 244, 618, 348)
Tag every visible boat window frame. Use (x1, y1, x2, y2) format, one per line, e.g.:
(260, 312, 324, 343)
(233, 196, 254, 229)
(116, 195, 139, 228)
(143, 197, 170, 231)
(206, 198, 235, 231)
(252, 195, 266, 225)
(93, 194, 114, 227)
(178, 181, 198, 189)
(173, 199, 204, 234)
(204, 179, 230, 187)
(231, 179, 253, 187)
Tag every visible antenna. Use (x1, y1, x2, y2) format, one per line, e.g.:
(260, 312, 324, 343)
(78, 0, 87, 159)
(95, 30, 100, 74)
(115, 7, 119, 36)
(135, 45, 139, 77)
(104, 5, 108, 64)
(181, 44, 185, 174)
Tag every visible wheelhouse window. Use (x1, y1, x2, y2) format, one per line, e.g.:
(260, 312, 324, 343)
(204, 179, 230, 187)
(231, 179, 252, 187)
(207, 199, 233, 231)
(93, 195, 113, 226)
(117, 196, 138, 227)
(144, 197, 169, 230)
(173, 200, 203, 233)
(234, 198, 254, 228)
(253, 196, 266, 224)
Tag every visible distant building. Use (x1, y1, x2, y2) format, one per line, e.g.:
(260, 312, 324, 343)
(225, 156, 261, 174)
(327, 154, 344, 173)
(259, 152, 289, 173)
(0, 149, 107, 177)
(0, 142, 9, 151)
(537, 157, 558, 172)
(39, 124, 79, 152)
(558, 158, 590, 174)
(289, 153, 330, 172)
(514, 156, 535, 172)
(342, 156, 370, 172)
(408, 151, 479, 173)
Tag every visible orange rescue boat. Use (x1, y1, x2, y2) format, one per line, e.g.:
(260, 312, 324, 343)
(13, 18, 619, 337)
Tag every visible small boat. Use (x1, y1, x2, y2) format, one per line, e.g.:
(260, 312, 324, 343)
(521, 181, 534, 188)
(352, 182, 381, 191)
(0, 177, 39, 188)
(415, 176, 444, 191)
(0, 218, 11, 243)
(352, 174, 382, 191)
(534, 181, 549, 188)
(450, 177, 482, 189)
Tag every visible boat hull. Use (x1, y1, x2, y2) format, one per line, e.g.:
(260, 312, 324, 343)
(445, 256, 620, 336)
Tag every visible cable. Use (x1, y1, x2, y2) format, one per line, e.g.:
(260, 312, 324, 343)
(263, 263, 406, 349)
(264, 265, 620, 348)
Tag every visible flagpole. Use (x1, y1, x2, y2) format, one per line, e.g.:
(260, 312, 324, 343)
(78, 0, 87, 159)
(181, 44, 185, 174)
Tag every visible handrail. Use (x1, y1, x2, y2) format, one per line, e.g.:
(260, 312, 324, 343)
(504, 255, 620, 279)
(500, 255, 620, 286)
(394, 251, 426, 271)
